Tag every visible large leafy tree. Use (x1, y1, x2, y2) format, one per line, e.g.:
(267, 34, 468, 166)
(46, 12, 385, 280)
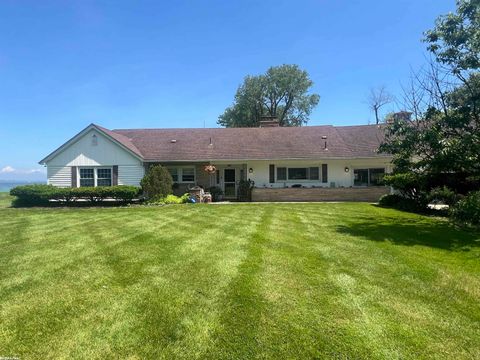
(424, 0, 480, 75)
(218, 64, 320, 127)
(380, 0, 480, 199)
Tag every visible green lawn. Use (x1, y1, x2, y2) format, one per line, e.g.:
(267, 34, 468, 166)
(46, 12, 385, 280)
(0, 199, 479, 359)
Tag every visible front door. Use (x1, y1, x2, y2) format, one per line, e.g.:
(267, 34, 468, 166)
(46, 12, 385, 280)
(223, 168, 236, 198)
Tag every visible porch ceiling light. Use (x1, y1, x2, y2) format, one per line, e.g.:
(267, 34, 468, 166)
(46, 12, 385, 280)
(345, 167, 350, 173)
(249, 168, 253, 173)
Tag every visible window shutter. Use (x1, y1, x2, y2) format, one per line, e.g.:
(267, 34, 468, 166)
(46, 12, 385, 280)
(71, 166, 77, 188)
(112, 166, 118, 186)
(269, 164, 275, 183)
(321, 164, 328, 183)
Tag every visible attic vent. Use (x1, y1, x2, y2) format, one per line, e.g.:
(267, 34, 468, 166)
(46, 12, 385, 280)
(92, 134, 98, 146)
(170, 139, 177, 143)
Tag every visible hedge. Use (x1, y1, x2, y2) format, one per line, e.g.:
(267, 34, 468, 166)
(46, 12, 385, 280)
(10, 184, 140, 206)
(378, 193, 426, 212)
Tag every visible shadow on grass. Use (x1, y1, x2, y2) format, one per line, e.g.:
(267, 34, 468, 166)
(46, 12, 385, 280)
(337, 219, 480, 251)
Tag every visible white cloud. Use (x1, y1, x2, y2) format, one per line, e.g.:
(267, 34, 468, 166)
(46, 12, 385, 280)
(0, 166, 46, 181)
(0, 166, 15, 173)
(26, 169, 44, 174)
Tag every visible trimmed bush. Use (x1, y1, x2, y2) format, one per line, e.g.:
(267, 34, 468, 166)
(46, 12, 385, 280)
(141, 165, 173, 200)
(450, 191, 480, 227)
(378, 193, 425, 212)
(10, 184, 140, 206)
(378, 194, 404, 207)
(10, 184, 54, 206)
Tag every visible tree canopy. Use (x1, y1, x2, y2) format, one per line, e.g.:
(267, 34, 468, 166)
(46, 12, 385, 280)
(424, 0, 480, 74)
(380, 0, 480, 201)
(218, 64, 320, 127)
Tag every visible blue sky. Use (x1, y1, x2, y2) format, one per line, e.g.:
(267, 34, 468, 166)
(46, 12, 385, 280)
(0, 0, 455, 181)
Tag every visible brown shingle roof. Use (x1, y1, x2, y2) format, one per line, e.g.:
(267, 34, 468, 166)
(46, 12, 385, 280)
(94, 124, 144, 158)
(110, 124, 388, 161)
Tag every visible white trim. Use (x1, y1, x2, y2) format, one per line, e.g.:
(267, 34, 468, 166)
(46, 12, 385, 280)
(77, 166, 113, 187)
(39, 124, 143, 164)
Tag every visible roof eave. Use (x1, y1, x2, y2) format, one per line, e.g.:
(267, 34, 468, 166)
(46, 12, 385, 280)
(142, 155, 393, 162)
(39, 123, 144, 165)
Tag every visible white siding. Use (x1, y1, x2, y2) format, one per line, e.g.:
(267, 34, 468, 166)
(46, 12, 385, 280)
(47, 166, 71, 187)
(245, 158, 392, 188)
(118, 165, 145, 186)
(46, 128, 145, 187)
(47, 129, 141, 167)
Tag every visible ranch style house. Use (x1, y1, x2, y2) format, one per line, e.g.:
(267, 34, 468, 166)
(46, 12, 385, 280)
(39, 119, 393, 202)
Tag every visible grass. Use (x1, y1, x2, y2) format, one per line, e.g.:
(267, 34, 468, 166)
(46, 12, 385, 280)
(0, 192, 13, 208)
(0, 199, 479, 359)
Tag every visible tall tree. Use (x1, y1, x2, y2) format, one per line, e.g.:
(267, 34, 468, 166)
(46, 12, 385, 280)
(424, 0, 480, 75)
(367, 86, 394, 124)
(218, 65, 320, 127)
(380, 0, 480, 200)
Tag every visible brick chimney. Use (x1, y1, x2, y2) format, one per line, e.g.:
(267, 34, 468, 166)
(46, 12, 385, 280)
(390, 111, 412, 123)
(259, 116, 280, 127)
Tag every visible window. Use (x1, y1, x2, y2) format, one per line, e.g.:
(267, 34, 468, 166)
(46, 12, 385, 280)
(309, 167, 319, 180)
(165, 167, 196, 183)
(288, 168, 308, 180)
(79, 167, 113, 187)
(369, 168, 385, 185)
(277, 166, 321, 181)
(354, 168, 385, 186)
(182, 167, 195, 182)
(79, 168, 94, 187)
(168, 168, 178, 182)
(277, 167, 287, 181)
(354, 169, 369, 186)
(97, 168, 112, 186)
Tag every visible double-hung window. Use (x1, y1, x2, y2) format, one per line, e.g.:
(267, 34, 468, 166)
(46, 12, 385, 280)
(79, 168, 94, 187)
(97, 168, 112, 186)
(182, 167, 195, 182)
(167, 168, 179, 182)
(166, 167, 196, 183)
(79, 167, 112, 187)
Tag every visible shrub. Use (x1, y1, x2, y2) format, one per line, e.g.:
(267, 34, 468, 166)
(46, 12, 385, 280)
(450, 191, 480, 227)
(208, 186, 223, 202)
(148, 193, 190, 205)
(427, 186, 462, 206)
(378, 194, 404, 207)
(238, 179, 255, 202)
(141, 165, 173, 199)
(383, 173, 426, 201)
(10, 184, 140, 206)
(378, 193, 425, 212)
(10, 184, 54, 206)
